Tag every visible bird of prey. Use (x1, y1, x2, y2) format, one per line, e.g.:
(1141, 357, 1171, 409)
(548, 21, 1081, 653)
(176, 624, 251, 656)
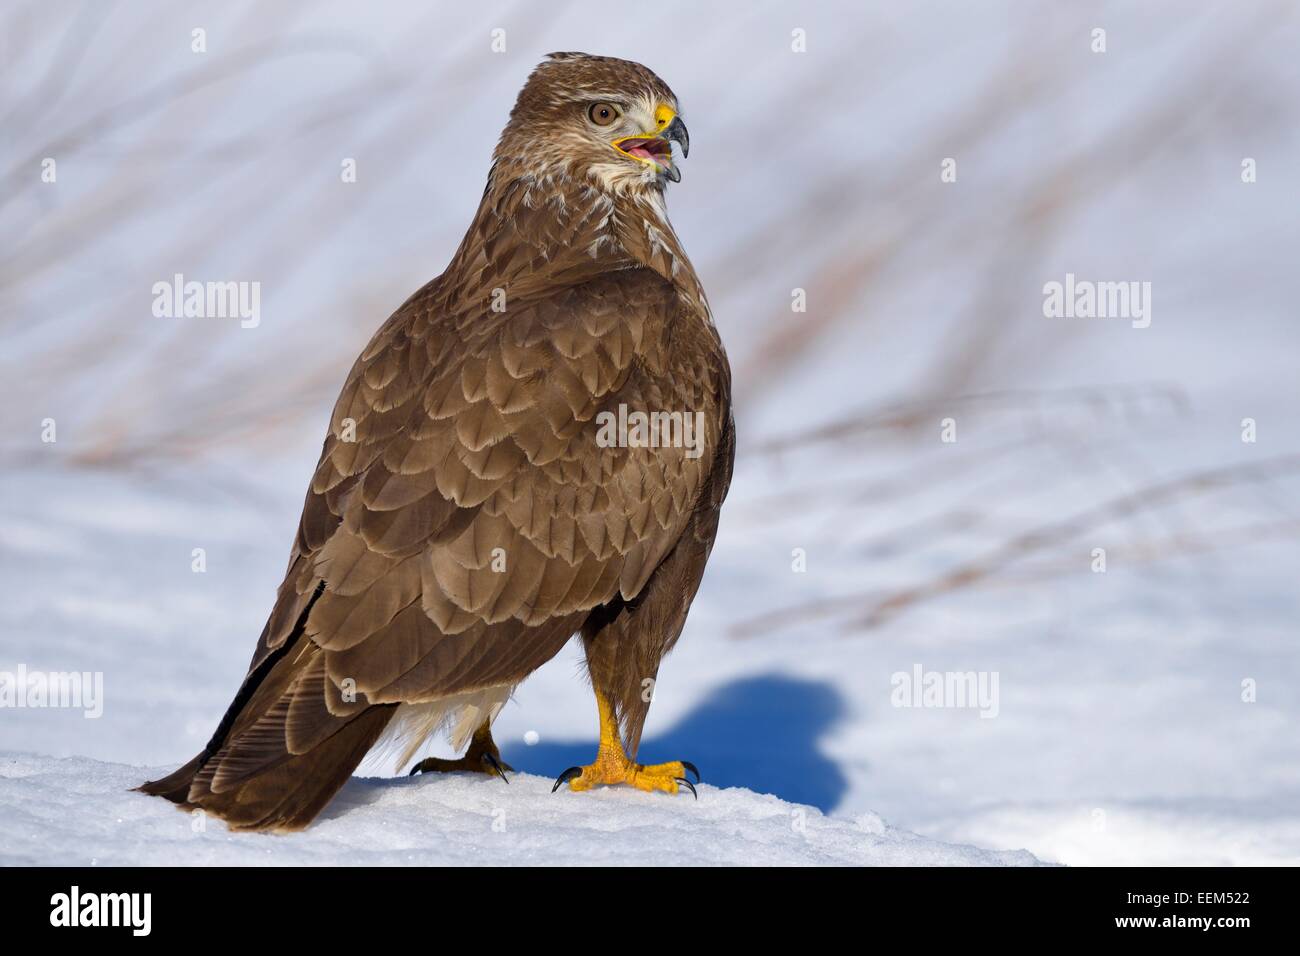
(139, 53, 734, 831)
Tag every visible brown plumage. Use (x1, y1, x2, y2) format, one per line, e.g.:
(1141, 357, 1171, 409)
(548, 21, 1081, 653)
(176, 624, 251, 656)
(139, 52, 733, 830)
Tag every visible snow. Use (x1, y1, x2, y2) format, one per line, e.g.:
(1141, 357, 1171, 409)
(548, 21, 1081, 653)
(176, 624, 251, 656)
(0, 753, 1041, 867)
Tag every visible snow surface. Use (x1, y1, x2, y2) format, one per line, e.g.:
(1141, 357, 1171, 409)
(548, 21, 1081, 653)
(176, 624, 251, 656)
(0, 753, 1041, 866)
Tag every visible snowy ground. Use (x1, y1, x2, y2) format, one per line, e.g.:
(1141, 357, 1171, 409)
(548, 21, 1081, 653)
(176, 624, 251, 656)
(0, 753, 1041, 866)
(2, 442, 1297, 866)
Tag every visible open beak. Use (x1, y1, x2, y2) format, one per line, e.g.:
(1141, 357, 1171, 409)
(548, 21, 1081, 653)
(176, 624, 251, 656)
(613, 111, 690, 183)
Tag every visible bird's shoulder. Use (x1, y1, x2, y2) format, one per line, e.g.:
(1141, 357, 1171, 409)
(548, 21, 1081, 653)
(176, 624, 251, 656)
(347, 263, 728, 430)
(257, 265, 728, 673)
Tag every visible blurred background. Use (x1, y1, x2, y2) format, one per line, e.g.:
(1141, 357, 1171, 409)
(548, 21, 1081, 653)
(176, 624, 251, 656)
(3, 0, 1298, 865)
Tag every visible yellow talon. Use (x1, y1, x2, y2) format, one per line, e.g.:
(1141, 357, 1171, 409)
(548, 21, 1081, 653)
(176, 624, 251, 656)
(552, 692, 698, 798)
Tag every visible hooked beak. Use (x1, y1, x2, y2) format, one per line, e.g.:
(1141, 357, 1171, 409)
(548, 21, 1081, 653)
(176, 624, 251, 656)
(660, 116, 691, 183)
(612, 109, 690, 183)
(660, 115, 690, 171)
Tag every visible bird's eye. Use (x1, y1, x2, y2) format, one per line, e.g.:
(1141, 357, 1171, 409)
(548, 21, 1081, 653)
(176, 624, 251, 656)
(587, 102, 621, 127)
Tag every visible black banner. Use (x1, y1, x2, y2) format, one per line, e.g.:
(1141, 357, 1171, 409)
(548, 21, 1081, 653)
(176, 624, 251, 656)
(0, 865, 1278, 943)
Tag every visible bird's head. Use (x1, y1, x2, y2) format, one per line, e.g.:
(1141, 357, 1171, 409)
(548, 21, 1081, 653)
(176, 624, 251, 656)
(494, 52, 690, 195)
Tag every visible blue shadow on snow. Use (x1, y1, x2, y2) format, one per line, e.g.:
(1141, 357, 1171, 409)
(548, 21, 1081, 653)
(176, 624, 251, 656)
(501, 673, 849, 812)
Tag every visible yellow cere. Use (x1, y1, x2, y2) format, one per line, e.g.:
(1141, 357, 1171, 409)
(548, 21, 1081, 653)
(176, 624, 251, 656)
(611, 104, 678, 168)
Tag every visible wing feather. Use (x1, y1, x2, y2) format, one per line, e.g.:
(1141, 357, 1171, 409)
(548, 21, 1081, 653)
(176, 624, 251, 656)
(236, 178, 729, 762)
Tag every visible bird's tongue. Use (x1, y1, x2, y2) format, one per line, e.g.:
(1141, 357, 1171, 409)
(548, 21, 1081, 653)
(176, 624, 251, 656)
(627, 145, 659, 163)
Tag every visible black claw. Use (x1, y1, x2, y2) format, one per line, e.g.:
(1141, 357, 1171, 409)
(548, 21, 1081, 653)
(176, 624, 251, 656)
(481, 751, 510, 784)
(681, 760, 701, 784)
(408, 760, 426, 777)
(675, 777, 698, 800)
(552, 766, 583, 793)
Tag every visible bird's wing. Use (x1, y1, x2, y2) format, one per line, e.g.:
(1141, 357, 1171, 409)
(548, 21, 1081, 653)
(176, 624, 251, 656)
(245, 266, 727, 729)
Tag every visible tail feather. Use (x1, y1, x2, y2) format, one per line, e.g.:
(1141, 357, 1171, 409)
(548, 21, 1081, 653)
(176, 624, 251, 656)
(137, 633, 397, 831)
(135, 753, 205, 804)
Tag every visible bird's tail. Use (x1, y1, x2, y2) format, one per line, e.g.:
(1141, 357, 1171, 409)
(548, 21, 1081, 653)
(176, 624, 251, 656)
(136, 635, 395, 831)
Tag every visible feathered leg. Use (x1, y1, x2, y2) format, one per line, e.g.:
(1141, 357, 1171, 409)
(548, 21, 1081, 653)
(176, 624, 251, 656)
(551, 495, 724, 798)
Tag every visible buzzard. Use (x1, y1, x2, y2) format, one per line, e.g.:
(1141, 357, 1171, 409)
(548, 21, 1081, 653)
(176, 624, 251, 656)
(139, 53, 734, 830)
